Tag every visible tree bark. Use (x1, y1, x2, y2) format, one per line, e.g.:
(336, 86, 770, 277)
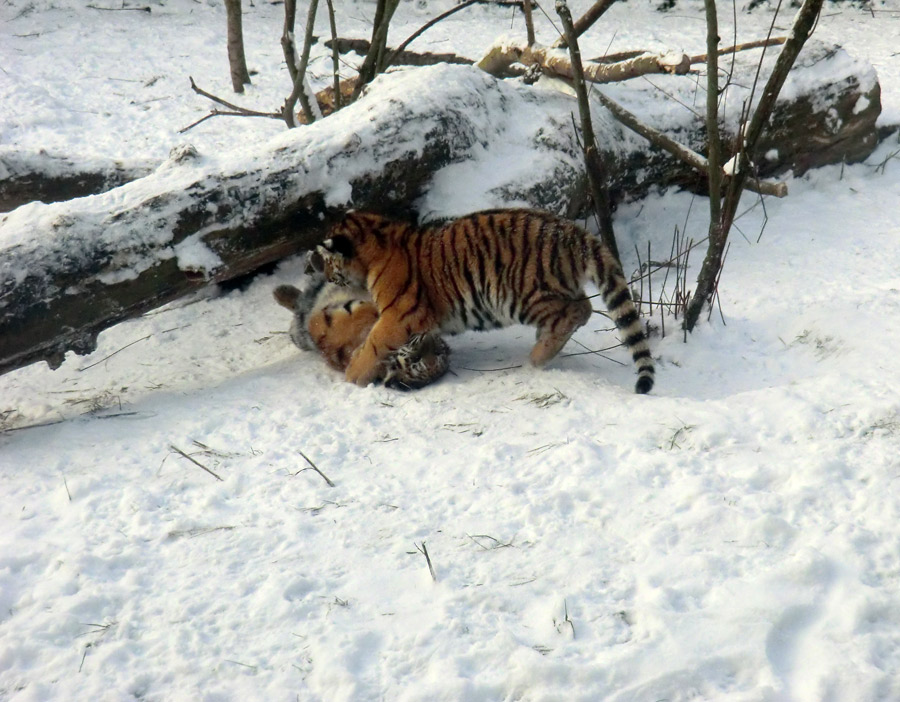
(225, 0, 252, 93)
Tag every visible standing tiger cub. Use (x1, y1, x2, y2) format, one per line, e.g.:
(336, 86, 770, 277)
(317, 209, 655, 393)
(273, 268, 450, 390)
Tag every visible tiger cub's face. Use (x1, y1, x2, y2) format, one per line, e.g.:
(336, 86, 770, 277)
(316, 232, 367, 289)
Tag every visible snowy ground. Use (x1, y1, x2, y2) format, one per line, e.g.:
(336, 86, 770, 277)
(2, 1, 900, 700)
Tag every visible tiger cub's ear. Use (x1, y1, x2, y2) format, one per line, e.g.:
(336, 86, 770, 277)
(305, 250, 325, 274)
(273, 284, 302, 311)
(321, 234, 355, 260)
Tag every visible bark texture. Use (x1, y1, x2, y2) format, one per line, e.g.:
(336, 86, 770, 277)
(225, 0, 252, 93)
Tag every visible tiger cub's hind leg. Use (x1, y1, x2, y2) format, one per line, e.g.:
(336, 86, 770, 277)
(529, 297, 593, 367)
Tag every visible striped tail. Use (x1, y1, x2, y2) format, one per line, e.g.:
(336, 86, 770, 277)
(590, 241, 655, 394)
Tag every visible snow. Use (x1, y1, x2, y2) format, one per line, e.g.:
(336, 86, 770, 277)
(2, 1, 900, 700)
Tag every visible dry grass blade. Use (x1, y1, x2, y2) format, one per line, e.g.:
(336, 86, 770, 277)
(169, 444, 223, 481)
(297, 449, 335, 487)
(415, 541, 437, 581)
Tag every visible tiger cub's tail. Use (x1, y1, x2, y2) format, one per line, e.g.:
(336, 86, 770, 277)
(589, 240, 655, 394)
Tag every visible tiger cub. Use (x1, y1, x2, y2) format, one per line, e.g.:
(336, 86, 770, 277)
(317, 209, 654, 393)
(273, 270, 450, 390)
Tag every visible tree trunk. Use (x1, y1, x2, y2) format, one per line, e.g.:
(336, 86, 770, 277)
(225, 0, 252, 93)
(0, 49, 881, 377)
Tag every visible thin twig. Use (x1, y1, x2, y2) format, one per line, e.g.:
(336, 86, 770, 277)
(456, 363, 523, 372)
(386, 0, 520, 67)
(78, 334, 150, 371)
(689, 36, 787, 64)
(185, 77, 281, 131)
(169, 444, 224, 481)
(298, 450, 335, 487)
(86, 4, 151, 11)
(467, 533, 516, 550)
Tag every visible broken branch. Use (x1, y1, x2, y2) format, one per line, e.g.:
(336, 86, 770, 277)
(553, 0, 618, 49)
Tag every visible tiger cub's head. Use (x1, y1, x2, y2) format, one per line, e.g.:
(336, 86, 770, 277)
(315, 212, 396, 288)
(314, 234, 363, 288)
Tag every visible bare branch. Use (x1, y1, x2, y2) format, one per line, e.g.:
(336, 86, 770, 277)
(704, 0, 723, 229)
(281, 0, 299, 85)
(576, 58, 789, 197)
(283, 0, 321, 126)
(689, 36, 787, 64)
(324, 0, 342, 112)
(188, 77, 276, 116)
(556, 0, 619, 259)
(553, 0, 619, 49)
(351, 0, 400, 102)
(183, 77, 281, 132)
(328, 37, 472, 67)
(386, 0, 519, 67)
(685, 0, 825, 331)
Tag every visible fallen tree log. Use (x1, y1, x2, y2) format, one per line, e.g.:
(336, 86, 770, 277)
(0, 44, 882, 377)
(0, 65, 591, 376)
(0, 153, 151, 213)
(599, 40, 881, 194)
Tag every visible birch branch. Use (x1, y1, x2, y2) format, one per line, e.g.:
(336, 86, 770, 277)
(478, 40, 691, 82)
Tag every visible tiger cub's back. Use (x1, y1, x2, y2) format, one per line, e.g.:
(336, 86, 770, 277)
(419, 210, 654, 393)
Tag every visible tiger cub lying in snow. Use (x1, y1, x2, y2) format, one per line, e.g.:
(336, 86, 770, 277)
(316, 208, 655, 393)
(273, 266, 450, 390)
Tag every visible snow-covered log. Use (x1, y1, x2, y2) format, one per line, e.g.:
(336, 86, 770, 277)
(0, 65, 592, 376)
(0, 43, 882, 377)
(0, 153, 151, 213)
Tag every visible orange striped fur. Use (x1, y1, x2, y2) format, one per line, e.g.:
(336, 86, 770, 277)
(274, 273, 450, 390)
(318, 209, 655, 393)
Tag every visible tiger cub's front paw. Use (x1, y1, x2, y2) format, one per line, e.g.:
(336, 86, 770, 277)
(345, 349, 380, 387)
